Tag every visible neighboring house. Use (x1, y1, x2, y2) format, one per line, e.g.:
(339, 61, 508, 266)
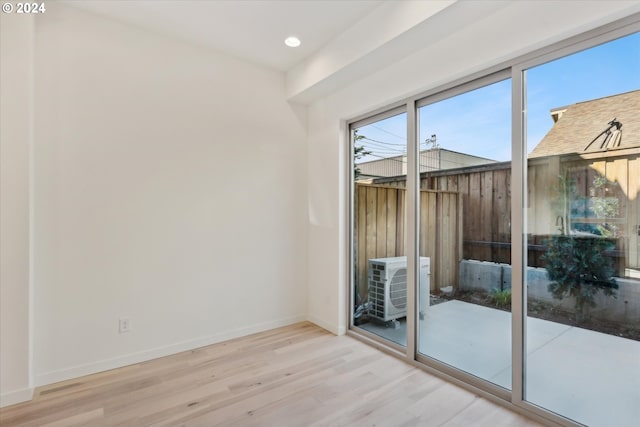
(356, 148, 497, 180)
(529, 89, 640, 158)
(528, 89, 640, 271)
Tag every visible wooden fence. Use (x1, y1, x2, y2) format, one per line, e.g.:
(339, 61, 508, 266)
(372, 162, 513, 265)
(355, 148, 640, 300)
(354, 183, 461, 304)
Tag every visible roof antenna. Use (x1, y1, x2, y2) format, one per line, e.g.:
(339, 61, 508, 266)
(425, 134, 438, 149)
(584, 118, 622, 151)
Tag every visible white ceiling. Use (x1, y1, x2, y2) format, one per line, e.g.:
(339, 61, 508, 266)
(60, 0, 640, 104)
(63, 0, 383, 71)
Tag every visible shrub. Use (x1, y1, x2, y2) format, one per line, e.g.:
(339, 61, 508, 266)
(490, 288, 511, 308)
(543, 235, 618, 323)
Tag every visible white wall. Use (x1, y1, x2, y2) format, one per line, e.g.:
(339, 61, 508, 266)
(0, 13, 34, 407)
(3, 0, 638, 406)
(305, 1, 640, 334)
(26, 4, 307, 386)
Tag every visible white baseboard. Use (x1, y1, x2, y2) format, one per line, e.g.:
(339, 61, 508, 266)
(307, 314, 344, 335)
(0, 387, 34, 408)
(35, 314, 306, 387)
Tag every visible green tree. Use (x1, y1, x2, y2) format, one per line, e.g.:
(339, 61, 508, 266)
(353, 129, 371, 180)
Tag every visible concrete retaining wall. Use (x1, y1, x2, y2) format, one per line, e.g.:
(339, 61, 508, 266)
(459, 259, 640, 324)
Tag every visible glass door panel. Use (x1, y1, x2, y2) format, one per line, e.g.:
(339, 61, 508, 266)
(352, 112, 408, 347)
(524, 32, 640, 426)
(416, 79, 512, 389)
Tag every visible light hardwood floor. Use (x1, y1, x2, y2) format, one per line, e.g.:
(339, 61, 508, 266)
(0, 323, 543, 427)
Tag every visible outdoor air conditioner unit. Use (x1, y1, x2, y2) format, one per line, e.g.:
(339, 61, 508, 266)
(367, 256, 430, 322)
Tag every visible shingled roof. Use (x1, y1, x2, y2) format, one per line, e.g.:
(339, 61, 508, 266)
(529, 90, 640, 158)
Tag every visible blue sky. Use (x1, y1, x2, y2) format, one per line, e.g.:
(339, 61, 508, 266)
(356, 31, 640, 164)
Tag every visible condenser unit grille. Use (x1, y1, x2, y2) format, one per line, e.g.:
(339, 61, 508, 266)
(367, 257, 429, 322)
(389, 268, 407, 310)
(369, 280, 385, 319)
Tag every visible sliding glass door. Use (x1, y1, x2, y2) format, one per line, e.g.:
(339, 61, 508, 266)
(416, 78, 513, 390)
(348, 19, 640, 427)
(351, 110, 408, 348)
(523, 31, 640, 427)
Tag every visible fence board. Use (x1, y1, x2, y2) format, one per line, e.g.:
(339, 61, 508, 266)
(356, 186, 367, 304)
(428, 191, 440, 291)
(629, 157, 639, 269)
(365, 186, 378, 298)
(609, 158, 629, 275)
(480, 171, 493, 261)
(386, 190, 397, 258)
(396, 187, 405, 256)
(448, 175, 457, 192)
(495, 169, 510, 263)
(419, 192, 429, 261)
(467, 172, 481, 260)
(376, 188, 388, 257)
(440, 193, 454, 289)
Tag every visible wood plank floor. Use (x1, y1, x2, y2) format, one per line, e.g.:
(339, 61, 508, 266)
(0, 322, 543, 427)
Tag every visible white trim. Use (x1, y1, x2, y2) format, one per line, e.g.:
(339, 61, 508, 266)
(35, 315, 306, 387)
(307, 314, 343, 335)
(0, 387, 34, 408)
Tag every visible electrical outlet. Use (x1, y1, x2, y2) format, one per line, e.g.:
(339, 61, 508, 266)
(119, 317, 131, 333)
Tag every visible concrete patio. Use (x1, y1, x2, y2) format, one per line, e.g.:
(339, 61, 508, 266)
(359, 300, 640, 427)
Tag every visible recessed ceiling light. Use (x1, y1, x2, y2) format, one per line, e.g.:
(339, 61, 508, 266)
(284, 36, 301, 48)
